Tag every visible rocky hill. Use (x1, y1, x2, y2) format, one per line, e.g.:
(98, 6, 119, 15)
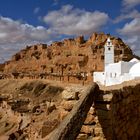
(0, 64, 5, 72)
(3, 33, 134, 83)
(0, 79, 87, 140)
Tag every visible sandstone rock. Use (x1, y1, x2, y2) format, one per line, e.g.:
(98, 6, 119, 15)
(80, 125, 94, 134)
(76, 133, 88, 140)
(46, 101, 56, 114)
(94, 127, 104, 137)
(3, 33, 134, 83)
(58, 109, 69, 121)
(91, 136, 106, 140)
(60, 100, 76, 111)
(41, 119, 59, 138)
(75, 36, 85, 44)
(0, 135, 9, 140)
(88, 106, 95, 115)
(61, 88, 79, 100)
(20, 115, 31, 129)
(0, 64, 5, 72)
(84, 114, 95, 125)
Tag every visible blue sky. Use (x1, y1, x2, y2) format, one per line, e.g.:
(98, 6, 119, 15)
(0, 0, 140, 62)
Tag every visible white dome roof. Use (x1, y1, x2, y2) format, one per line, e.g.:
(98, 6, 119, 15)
(129, 58, 139, 63)
(129, 62, 140, 77)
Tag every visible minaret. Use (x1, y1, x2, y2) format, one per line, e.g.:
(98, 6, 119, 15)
(104, 38, 114, 67)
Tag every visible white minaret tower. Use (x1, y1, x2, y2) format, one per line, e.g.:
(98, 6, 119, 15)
(104, 38, 114, 67)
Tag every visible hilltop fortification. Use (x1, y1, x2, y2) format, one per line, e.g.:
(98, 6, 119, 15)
(4, 33, 133, 83)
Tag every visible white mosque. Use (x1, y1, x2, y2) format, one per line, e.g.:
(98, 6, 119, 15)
(94, 38, 140, 86)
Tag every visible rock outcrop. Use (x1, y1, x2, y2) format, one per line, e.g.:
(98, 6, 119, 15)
(0, 79, 87, 139)
(0, 64, 4, 72)
(3, 33, 134, 83)
(0, 78, 140, 140)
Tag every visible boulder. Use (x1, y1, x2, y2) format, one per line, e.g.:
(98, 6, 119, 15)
(60, 100, 76, 111)
(88, 106, 95, 115)
(80, 125, 94, 134)
(62, 88, 79, 100)
(84, 114, 95, 125)
(58, 109, 69, 121)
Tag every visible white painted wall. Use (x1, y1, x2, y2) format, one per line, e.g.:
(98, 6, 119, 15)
(94, 72, 105, 85)
(105, 62, 121, 77)
(121, 73, 134, 82)
(121, 61, 135, 74)
(105, 77, 121, 86)
(94, 61, 138, 86)
(129, 62, 140, 77)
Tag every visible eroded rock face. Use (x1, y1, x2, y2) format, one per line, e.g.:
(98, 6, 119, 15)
(3, 33, 134, 83)
(0, 79, 86, 140)
(0, 78, 140, 140)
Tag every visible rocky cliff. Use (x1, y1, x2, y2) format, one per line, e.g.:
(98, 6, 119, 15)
(4, 33, 133, 83)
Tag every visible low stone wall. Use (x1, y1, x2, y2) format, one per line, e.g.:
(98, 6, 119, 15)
(77, 81, 140, 140)
(45, 83, 99, 140)
(110, 84, 140, 140)
(0, 79, 139, 140)
(77, 89, 112, 140)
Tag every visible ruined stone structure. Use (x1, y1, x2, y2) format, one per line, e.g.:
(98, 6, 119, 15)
(3, 33, 134, 83)
(46, 81, 140, 140)
(0, 79, 139, 140)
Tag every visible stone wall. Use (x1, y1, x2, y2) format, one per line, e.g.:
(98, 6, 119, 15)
(110, 84, 140, 140)
(77, 81, 140, 140)
(45, 83, 99, 140)
(0, 79, 139, 140)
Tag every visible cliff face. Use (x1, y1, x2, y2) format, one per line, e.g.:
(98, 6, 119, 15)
(4, 33, 133, 82)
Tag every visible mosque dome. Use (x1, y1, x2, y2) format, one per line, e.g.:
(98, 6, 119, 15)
(129, 58, 139, 63)
(129, 62, 140, 77)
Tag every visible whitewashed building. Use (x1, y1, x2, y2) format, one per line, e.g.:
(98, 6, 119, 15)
(94, 38, 140, 86)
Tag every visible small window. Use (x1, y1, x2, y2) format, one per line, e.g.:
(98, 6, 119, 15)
(108, 47, 111, 51)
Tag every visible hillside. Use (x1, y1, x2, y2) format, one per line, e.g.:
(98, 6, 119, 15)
(3, 33, 133, 83)
(0, 79, 139, 140)
(0, 79, 88, 139)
